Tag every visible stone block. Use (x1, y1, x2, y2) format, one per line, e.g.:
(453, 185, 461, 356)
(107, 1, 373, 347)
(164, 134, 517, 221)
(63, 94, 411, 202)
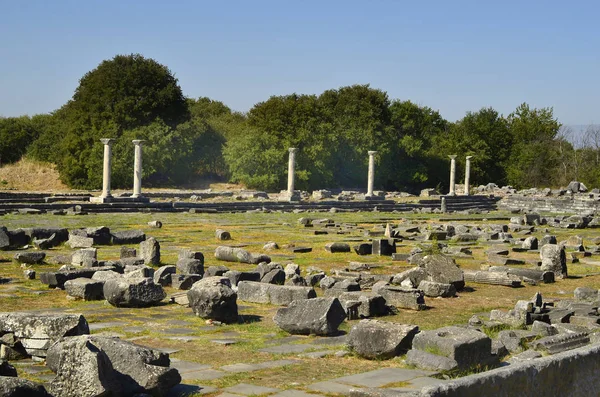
(237, 281, 316, 305)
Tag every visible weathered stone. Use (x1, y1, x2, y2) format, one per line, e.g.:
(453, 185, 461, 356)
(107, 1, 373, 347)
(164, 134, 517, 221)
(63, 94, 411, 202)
(261, 269, 286, 284)
(0, 312, 89, 357)
(139, 237, 160, 265)
(7, 229, 30, 248)
(0, 377, 51, 396)
(540, 235, 558, 246)
(178, 248, 204, 261)
(41, 266, 116, 289)
(354, 243, 373, 255)
(111, 230, 146, 244)
(84, 226, 112, 245)
(540, 244, 567, 279)
(47, 335, 180, 397)
(153, 265, 176, 286)
(274, 297, 346, 336)
(325, 242, 351, 253)
(490, 309, 527, 328)
(372, 284, 426, 310)
(66, 233, 94, 249)
(91, 270, 121, 282)
(412, 326, 492, 368)
(421, 254, 465, 290)
(103, 277, 166, 308)
(238, 281, 316, 305)
(574, 287, 599, 301)
(532, 332, 590, 354)
(176, 258, 204, 276)
(123, 265, 154, 279)
(418, 280, 456, 298)
(405, 348, 458, 371)
(372, 239, 396, 256)
(32, 233, 61, 250)
(205, 265, 229, 277)
(284, 263, 300, 278)
(215, 229, 231, 241)
(13, 251, 45, 264)
(522, 236, 538, 250)
(223, 270, 261, 286)
(214, 246, 270, 264)
(64, 278, 104, 300)
(187, 277, 238, 323)
(263, 241, 279, 250)
(148, 220, 162, 228)
(71, 248, 97, 267)
(392, 267, 427, 287)
(347, 319, 419, 359)
(171, 274, 202, 290)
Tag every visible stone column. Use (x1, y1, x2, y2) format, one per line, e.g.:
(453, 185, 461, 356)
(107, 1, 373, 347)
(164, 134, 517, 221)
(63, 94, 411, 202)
(287, 148, 298, 195)
(448, 155, 457, 196)
(464, 155, 473, 196)
(366, 151, 377, 197)
(100, 138, 114, 199)
(132, 140, 145, 198)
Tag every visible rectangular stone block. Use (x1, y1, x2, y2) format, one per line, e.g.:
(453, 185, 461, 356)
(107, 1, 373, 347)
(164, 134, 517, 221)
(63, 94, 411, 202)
(237, 281, 316, 305)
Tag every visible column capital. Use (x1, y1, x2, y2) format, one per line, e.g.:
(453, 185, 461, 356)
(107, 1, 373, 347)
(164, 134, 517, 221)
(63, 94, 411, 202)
(132, 139, 145, 145)
(289, 147, 298, 153)
(100, 138, 115, 145)
(368, 151, 377, 156)
(465, 155, 473, 160)
(448, 155, 457, 160)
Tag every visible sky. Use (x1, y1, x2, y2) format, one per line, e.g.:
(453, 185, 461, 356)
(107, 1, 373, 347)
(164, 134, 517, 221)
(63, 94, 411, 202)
(1, 0, 599, 125)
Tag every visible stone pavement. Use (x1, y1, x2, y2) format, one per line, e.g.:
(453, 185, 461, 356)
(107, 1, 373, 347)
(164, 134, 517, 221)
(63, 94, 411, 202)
(7, 295, 446, 397)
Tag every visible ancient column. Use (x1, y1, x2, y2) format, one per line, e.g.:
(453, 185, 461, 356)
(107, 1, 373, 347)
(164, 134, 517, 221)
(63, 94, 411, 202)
(100, 138, 114, 199)
(287, 148, 298, 195)
(366, 150, 377, 197)
(464, 155, 473, 196)
(448, 155, 457, 196)
(132, 140, 144, 198)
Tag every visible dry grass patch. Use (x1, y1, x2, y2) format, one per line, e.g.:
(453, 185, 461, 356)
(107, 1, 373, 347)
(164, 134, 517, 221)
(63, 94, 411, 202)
(0, 158, 68, 192)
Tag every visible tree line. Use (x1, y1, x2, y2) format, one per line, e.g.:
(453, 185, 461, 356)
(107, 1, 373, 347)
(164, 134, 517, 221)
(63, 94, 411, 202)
(0, 54, 593, 192)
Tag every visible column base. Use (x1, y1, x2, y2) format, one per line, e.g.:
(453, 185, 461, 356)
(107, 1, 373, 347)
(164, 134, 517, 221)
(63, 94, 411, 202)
(279, 190, 301, 202)
(90, 196, 113, 203)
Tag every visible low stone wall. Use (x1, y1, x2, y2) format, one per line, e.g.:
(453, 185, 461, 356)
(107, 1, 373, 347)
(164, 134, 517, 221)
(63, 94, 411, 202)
(499, 195, 600, 214)
(419, 344, 600, 397)
(352, 344, 600, 397)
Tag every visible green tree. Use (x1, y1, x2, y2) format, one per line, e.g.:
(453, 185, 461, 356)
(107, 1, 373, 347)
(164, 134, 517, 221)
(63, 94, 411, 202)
(0, 116, 41, 165)
(506, 103, 561, 188)
(437, 107, 511, 186)
(50, 54, 191, 188)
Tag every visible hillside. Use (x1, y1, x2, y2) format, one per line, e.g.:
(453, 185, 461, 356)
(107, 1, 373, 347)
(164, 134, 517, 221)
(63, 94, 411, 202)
(0, 158, 68, 192)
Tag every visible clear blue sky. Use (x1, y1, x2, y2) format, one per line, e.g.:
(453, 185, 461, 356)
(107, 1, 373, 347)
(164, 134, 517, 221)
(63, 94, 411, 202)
(1, 0, 598, 125)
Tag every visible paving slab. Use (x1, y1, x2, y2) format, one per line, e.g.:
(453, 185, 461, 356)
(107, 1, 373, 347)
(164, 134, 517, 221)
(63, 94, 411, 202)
(221, 363, 264, 373)
(168, 336, 203, 342)
(217, 393, 245, 397)
(265, 336, 305, 345)
(307, 381, 364, 395)
(388, 376, 448, 391)
(170, 359, 212, 373)
(88, 321, 127, 330)
(224, 383, 281, 395)
(161, 327, 196, 335)
(310, 335, 348, 346)
(259, 344, 315, 354)
(122, 326, 146, 333)
(335, 368, 436, 388)
(167, 384, 217, 396)
(298, 351, 331, 359)
(271, 390, 324, 397)
(255, 359, 301, 369)
(211, 339, 240, 346)
(180, 368, 226, 381)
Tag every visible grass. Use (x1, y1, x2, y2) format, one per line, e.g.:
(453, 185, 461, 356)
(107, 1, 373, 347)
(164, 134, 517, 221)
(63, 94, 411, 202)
(3, 209, 600, 389)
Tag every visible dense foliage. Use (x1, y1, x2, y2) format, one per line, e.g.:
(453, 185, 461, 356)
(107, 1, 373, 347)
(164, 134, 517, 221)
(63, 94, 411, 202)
(2, 54, 595, 191)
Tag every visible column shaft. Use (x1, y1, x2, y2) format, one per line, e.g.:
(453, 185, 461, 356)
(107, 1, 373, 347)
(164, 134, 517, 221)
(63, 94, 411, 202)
(287, 148, 298, 194)
(132, 140, 144, 198)
(100, 139, 114, 198)
(367, 151, 377, 196)
(464, 156, 473, 196)
(448, 155, 457, 196)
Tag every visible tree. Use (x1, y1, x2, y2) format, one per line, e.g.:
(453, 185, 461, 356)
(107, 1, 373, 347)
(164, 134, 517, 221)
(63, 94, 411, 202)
(506, 103, 561, 188)
(0, 116, 40, 165)
(438, 107, 511, 186)
(51, 54, 191, 188)
(388, 100, 448, 190)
